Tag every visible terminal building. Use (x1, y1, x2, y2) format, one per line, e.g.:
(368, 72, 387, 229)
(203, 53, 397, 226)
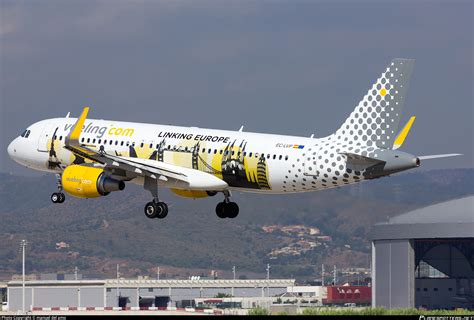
(372, 196, 474, 310)
(6, 278, 295, 311)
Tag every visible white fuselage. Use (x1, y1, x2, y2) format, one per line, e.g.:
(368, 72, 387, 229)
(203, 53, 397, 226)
(8, 117, 371, 194)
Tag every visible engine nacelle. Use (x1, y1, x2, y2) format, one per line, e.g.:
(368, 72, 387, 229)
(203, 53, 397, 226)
(62, 165, 125, 198)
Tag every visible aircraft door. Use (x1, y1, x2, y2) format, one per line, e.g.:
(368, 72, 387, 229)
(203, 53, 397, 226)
(303, 146, 318, 176)
(37, 123, 55, 152)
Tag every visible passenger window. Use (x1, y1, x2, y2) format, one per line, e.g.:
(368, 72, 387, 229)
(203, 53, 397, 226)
(127, 142, 130, 146)
(249, 152, 253, 157)
(273, 155, 276, 159)
(208, 149, 211, 154)
(255, 153, 259, 158)
(219, 150, 223, 154)
(92, 138, 96, 143)
(115, 141, 118, 145)
(59, 136, 62, 141)
(243, 152, 247, 156)
(285, 155, 288, 161)
(87, 138, 90, 143)
(149, 143, 153, 148)
(279, 155, 282, 160)
(232, 151, 235, 156)
(81, 138, 85, 143)
(121, 141, 124, 146)
(109, 140, 113, 145)
(98, 139, 101, 144)
(140, 142, 144, 148)
(267, 154, 270, 159)
(214, 149, 217, 154)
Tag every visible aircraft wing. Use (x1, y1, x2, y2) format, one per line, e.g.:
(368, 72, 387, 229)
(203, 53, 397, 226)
(64, 107, 228, 191)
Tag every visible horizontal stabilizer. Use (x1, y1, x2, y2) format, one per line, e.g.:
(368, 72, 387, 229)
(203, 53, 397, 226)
(418, 154, 462, 160)
(340, 152, 384, 171)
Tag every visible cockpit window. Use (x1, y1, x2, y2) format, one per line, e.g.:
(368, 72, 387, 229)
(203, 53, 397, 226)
(20, 129, 31, 138)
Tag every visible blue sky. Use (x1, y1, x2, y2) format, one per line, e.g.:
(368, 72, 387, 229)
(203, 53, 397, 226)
(1, 0, 472, 174)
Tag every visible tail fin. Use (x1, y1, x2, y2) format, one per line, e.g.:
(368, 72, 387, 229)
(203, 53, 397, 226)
(334, 58, 415, 149)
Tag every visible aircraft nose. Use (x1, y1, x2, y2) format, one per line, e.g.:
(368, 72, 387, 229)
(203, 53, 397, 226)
(7, 138, 17, 160)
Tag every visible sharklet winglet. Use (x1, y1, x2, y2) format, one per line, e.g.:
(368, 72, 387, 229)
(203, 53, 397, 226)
(66, 107, 89, 147)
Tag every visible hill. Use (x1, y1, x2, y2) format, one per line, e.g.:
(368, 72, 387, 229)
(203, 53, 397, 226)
(0, 168, 472, 281)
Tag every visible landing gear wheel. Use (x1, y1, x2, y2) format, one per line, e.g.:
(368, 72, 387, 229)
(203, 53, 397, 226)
(144, 201, 169, 219)
(215, 202, 239, 219)
(57, 193, 65, 203)
(156, 202, 168, 219)
(51, 193, 59, 203)
(227, 202, 239, 218)
(144, 202, 158, 219)
(216, 202, 227, 219)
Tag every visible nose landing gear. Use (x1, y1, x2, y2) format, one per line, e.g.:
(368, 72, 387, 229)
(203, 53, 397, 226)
(51, 173, 65, 204)
(51, 192, 65, 204)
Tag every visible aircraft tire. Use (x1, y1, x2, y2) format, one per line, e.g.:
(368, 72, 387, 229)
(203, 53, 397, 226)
(144, 201, 159, 219)
(216, 202, 227, 219)
(156, 202, 168, 219)
(58, 193, 65, 203)
(227, 202, 239, 219)
(51, 193, 59, 203)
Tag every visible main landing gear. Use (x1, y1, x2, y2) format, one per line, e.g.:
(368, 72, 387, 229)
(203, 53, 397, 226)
(142, 176, 238, 220)
(51, 173, 65, 204)
(143, 176, 168, 219)
(144, 201, 168, 219)
(215, 191, 239, 219)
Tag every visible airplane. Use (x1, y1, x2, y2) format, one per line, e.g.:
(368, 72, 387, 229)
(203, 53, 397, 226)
(7, 59, 461, 220)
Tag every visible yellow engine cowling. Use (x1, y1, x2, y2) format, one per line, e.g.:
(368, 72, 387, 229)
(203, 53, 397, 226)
(62, 165, 125, 198)
(171, 189, 215, 199)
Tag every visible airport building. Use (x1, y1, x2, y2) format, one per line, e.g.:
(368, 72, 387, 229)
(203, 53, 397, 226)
(6, 278, 294, 311)
(372, 196, 474, 310)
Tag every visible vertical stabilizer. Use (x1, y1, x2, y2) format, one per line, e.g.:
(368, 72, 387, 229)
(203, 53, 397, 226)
(334, 59, 415, 149)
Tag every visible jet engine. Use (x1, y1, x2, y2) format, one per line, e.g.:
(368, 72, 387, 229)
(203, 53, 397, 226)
(62, 165, 125, 198)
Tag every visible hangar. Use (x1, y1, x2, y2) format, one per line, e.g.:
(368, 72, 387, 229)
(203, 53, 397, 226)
(372, 196, 474, 310)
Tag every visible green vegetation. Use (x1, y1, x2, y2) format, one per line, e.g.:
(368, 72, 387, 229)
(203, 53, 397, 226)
(248, 307, 269, 315)
(214, 292, 233, 298)
(301, 307, 474, 316)
(0, 169, 473, 279)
